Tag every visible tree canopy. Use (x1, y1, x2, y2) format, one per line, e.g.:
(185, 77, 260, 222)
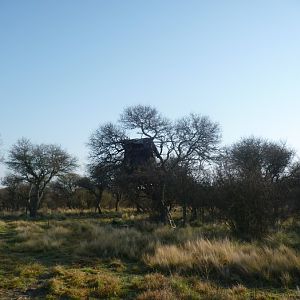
(5, 138, 77, 217)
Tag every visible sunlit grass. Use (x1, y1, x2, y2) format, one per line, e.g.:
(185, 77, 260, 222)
(145, 239, 300, 285)
(44, 265, 122, 299)
(0, 210, 300, 299)
(12, 219, 300, 285)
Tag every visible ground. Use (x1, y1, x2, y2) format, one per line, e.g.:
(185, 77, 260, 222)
(0, 209, 300, 299)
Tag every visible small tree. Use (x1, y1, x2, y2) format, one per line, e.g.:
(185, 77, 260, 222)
(5, 138, 77, 217)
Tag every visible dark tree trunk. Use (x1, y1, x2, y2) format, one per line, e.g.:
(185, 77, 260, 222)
(182, 200, 187, 226)
(27, 186, 39, 218)
(115, 193, 121, 212)
(96, 203, 102, 214)
(199, 207, 205, 222)
(94, 188, 104, 214)
(67, 198, 73, 209)
(159, 206, 168, 224)
(159, 183, 168, 224)
(191, 206, 198, 221)
(29, 197, 39, 218)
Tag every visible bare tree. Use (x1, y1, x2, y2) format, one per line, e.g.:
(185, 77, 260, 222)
(89, 105, 221, 223)
(121, 106, 220, 221)
(88, 123, 127, 167)
(87, 123, 129, 213)
(5, 138, 77, 217)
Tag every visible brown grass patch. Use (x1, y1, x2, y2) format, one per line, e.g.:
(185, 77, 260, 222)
(45, 265, 122, 298)
(145, 239, 300, 284)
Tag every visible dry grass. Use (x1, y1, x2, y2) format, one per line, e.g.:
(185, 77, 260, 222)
(77, 225, 153, 259)
(2, 212, 300, 298)
(14, 221, 71, 251)
(45, 265, 122, 299)
(74, 222, 207, 260)
(134, 273, 252, 300)
(12, 220, 208, 259)
(145, 238, 300, 284)
(134, 273, 299, 300)
(0, 258, 46, 291)
(137, 289, 176, 300)
(17, 262, 45, 278)
(11, 218, 300, 286)
(0, 220, 6, 228)
(134, 273, 180, 300)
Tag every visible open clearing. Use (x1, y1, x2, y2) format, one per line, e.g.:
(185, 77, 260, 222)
(0, 210, 300, 299)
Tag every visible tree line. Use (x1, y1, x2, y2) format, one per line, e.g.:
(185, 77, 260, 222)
(1, 105, 300, 239)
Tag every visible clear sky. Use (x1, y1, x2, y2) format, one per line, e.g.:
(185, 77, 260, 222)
(0, 0, 300, 177)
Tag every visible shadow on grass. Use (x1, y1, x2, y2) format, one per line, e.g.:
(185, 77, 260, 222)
(0, 212, 300, 299)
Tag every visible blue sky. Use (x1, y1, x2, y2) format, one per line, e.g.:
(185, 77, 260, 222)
(0, 1, 300, 177)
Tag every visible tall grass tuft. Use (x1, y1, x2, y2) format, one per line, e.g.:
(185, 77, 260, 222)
(76, 225, 154, 259)
(14, 222, 70, 251)
(145, 238, 300, 284)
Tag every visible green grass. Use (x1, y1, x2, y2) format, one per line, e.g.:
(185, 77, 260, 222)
(0, 210, 300, 299)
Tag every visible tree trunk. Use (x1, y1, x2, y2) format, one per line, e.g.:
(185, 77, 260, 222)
(115, 193, 121, 212)
(27, 185, 39, 218)
(94, 188, 104, 214)
(199, 207, 205, 222)
(67, 197, 73, 209)
(96, 203, 102, 214)
(28, 184, 44, 218)
(29, 196, 39, 218)
(191, 206, 198, 221)
(160, 183, 168, 224)
(182, 200, 187, 226)
(159, 206, 168, 224)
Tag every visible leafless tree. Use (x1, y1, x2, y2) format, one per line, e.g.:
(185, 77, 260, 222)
(121, 106, 220, 170)
(89, 105, 221, 223)
(88, 123, 127, 167)
(5, 138, 77, 217)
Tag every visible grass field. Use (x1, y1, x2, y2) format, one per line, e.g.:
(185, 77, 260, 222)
(0, 210, 300, 299)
